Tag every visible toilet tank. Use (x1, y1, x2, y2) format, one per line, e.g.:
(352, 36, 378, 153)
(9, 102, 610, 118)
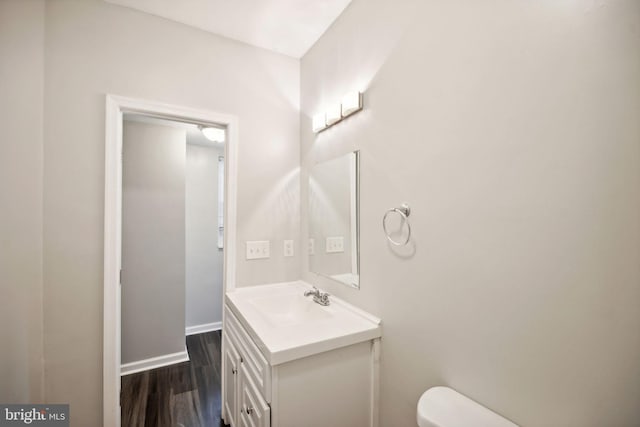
(417, 387, 519, 427)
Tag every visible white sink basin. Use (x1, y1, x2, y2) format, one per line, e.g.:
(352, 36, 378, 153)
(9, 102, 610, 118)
(225, 281, 381, 365)
(248, 292, 332, 326)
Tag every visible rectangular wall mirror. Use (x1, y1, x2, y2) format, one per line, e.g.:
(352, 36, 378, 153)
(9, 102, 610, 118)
(308, 151, 360, 288)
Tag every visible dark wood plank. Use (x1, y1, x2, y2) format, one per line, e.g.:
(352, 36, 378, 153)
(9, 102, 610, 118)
(121, 371, 149, 427)
(143, 390, 172, 427)
(170, 390, 203, 427)
(191, 365, 222, 425)
(121, 330, 227, 427)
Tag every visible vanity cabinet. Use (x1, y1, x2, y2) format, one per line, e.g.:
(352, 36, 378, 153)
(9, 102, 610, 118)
(223, 310, 271, 427)
(222, 304, 380, 427)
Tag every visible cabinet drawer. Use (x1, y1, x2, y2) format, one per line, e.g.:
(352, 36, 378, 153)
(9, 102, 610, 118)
(225, 306, 271, 401)
(239, 364, 270, 427)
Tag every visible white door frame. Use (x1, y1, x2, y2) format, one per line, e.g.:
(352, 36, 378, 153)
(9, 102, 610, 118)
(103, 95, 239, 427)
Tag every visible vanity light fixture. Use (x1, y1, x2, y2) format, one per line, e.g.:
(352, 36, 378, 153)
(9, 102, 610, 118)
(312, 91, 364, 134)
(325, 104, 342, 126)
(199, 125, 225, 143)
(312, 113, 327, 133)
(341, 91, 363, 117)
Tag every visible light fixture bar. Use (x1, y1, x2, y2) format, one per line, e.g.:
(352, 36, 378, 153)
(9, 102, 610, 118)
(312, 90, 364, 134)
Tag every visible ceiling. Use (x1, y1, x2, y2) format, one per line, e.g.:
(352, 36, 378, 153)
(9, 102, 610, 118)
(104, 0, 352, 58)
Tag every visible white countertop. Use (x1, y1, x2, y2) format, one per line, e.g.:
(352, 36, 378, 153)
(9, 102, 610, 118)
(225, 281, 382, 365)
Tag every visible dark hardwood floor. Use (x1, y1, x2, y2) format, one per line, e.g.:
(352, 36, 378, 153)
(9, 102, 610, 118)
(121, 330, 228, 427)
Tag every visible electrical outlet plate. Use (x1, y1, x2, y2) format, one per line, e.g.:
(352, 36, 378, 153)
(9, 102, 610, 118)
(246, 240, 270, 260)
(284, 240, 294, 257)
(326, 236, 344, 253)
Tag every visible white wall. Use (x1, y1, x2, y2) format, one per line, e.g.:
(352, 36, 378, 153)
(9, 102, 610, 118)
(301, 1, 640, 426)
(186, 141, 224, 329)
(0, 0, 45, 403)
(121, 120, 186, 364)
(42, 1, 299, 424)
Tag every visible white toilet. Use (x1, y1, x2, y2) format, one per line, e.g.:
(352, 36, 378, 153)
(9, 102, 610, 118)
(417, 387, 519, 427)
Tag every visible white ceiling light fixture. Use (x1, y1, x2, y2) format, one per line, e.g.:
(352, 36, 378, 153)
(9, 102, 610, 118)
(199, 125, 226, 143)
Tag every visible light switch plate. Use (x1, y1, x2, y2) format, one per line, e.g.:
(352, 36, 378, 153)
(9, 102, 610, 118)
(326, 236, 344, 253)
(284, 240, 294, 257)
(246, 240, 270, 260)
(308, 238, 315, 255)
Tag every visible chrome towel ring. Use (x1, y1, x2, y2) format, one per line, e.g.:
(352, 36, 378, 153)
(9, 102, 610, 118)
(383, 203, 411, 246)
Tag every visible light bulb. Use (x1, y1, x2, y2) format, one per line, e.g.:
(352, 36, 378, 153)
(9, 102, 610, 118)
(312, 113, 327, 133)
(341, 91, 362, 117)
(325, 104, 342, 126)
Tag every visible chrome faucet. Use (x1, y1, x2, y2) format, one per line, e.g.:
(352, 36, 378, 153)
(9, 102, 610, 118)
(304, 286, 330, 306)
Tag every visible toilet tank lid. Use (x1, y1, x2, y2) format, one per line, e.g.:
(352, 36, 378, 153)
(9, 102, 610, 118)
(417, 387, 519, 427)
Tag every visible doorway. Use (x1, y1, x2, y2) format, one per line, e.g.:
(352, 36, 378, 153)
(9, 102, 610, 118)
(104, 96, 238, 427)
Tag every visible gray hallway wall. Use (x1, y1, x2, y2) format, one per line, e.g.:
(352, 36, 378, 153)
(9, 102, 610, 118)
(186, 142, 224, 330)
(121, 120, 186, 364)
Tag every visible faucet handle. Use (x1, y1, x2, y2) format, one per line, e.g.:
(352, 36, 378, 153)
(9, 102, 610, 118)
(318, 292, 331, 306)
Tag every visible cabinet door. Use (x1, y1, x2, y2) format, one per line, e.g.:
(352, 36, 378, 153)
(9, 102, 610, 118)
(238, 365, 270, 427)
(223, 332, 241, 427)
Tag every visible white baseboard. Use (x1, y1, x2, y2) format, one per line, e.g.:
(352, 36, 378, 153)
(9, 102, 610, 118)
(120, 347, 189, 376)
(185, 321, 222, 336)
